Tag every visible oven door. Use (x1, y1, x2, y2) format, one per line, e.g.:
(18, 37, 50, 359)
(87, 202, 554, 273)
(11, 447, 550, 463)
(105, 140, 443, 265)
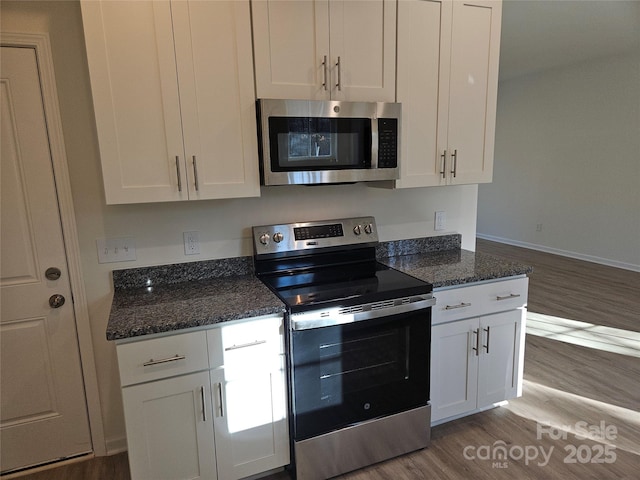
(289, 308, 431, 441)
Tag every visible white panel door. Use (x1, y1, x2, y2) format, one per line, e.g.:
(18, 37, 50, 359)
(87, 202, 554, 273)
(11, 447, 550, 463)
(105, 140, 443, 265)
(447, 0, 501, 185)
(173, 0, 260, 200)
(329, 0, 397, 102)
(430, 318, 479, 422)
(211, 366, 289, 480)
(81, 0, 187, 204)
(252, 0, 331, 100)
(477, 310, 521, 407)
(0, 47, 91, 473)
(122, 372, 217, 480)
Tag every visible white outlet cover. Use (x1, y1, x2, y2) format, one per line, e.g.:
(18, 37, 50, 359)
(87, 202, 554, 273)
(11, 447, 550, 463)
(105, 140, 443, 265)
(183, 231, 200, 255)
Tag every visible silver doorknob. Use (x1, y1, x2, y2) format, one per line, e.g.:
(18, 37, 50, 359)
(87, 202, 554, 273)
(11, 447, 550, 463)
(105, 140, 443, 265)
(49, 294, 65, 309)
(45, 267, 62, 280)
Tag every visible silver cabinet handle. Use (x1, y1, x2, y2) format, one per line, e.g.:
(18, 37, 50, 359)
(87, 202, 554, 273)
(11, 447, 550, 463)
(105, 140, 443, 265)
(496, 293, 521, 301)
(483, 326, 491, 353)
(224, 339, 267, 351)
(143, 354, 186, 367)
(217, 383, 224, 417)
(322, 55, 328, 91)
(472, 328, 480, 356)
(175, 156, 182, 192)
(440, 151, 446, 179)
(335, 56, 342, 91)
(451, 149, 458, 178)
(200, 385, 207, 422)
(192, 155, 199, 191)
(445, 302, 471, 310)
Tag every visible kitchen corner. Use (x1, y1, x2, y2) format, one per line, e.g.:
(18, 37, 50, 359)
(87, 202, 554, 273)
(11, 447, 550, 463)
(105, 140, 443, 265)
(104, 226, 532, 480)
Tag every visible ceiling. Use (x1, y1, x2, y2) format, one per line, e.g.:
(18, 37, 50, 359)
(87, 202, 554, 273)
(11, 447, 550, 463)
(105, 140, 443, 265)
(499, 0, 640, 81)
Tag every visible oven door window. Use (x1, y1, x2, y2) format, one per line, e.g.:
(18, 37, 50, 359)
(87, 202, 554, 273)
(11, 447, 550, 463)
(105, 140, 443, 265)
(268, 117, 371, 171)
(291, 309, 430, 440)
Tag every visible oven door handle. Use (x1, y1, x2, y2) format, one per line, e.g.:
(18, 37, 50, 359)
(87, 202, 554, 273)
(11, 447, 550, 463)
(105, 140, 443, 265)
(291, 296, 436, 331)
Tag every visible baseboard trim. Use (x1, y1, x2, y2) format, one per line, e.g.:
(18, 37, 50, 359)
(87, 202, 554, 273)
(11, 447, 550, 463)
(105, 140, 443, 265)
(476, 234, 640, 272)
(105, 436, 127, 456)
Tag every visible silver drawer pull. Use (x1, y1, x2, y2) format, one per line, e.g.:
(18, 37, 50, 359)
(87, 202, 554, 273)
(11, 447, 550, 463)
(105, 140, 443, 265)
(496, 293, 521, 301)
(225, 340, 267, 351)
(200, 385, 207, 422)
(143, 354, 186, 367)
(445, 302, 471, 310)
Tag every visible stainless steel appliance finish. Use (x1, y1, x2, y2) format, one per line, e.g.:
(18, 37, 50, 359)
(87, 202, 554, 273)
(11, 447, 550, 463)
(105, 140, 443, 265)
(253, 216, 378, 257)
(294, 406, 431, 480)
(290, 294, 435, 331)
(252, 217, 434, 480)
(257, 99, 401, 186)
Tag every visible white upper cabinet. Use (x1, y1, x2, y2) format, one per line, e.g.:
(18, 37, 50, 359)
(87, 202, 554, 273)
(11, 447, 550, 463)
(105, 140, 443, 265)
(252, 0, 396, 102)
(81, 1, 260, 204)
(396, 0, 501, 188)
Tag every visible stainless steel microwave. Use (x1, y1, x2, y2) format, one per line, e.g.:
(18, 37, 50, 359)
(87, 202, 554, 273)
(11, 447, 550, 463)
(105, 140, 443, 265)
(257, 99, 401, 186)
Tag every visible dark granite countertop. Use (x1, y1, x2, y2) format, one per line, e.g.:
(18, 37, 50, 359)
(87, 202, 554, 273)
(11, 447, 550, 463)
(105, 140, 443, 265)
(379, 248, 533, 289)
(107, 258, 284, 341)
(106, 234, 532, 340)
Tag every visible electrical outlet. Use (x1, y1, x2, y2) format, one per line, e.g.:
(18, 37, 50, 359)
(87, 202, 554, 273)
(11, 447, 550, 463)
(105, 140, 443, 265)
(435, 211, 446, 231)
(96, 237, 136, 263)
(536, 224, 543, 232)
(183, 231, 200, 255)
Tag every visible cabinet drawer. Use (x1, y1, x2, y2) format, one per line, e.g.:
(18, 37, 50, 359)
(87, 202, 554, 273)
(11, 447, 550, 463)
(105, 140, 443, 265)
(117, 331, 209, 387)
(432, 285, 484, 324)
(479, 277, 528, 316)
(433, 277, 528, 325)
(208, 314, 283, 373)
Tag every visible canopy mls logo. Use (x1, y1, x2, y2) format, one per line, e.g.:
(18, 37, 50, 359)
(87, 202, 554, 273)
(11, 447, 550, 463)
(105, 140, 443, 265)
(462, 420, 618, 468)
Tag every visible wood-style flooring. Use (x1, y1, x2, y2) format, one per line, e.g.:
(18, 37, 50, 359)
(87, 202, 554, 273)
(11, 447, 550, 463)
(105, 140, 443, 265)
(12, 240, 640, 479)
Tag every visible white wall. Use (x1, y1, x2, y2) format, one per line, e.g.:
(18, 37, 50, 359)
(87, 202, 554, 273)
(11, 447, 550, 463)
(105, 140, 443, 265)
(478, 52, 640, 270)
(1, 1, 478, 450)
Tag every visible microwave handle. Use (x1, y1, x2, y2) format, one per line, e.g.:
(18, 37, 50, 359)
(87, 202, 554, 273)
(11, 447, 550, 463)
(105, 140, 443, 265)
(371, 117, 378, 168)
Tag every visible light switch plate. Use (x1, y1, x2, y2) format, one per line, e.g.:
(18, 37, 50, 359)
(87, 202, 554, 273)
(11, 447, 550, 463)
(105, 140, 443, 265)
(435, 211, 446, 231)
(96, 237, 136, 263)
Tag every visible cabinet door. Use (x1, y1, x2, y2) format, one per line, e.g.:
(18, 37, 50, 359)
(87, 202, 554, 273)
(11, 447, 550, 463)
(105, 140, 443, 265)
(329, 0, 397, 102)
(430, 318, 479, 422)
(252, 0, 331, 100)
(81, 0, 187, 204)
(477, 309, 522, 407)
(447, 0, 502, 185)
(122, 371, 216, 480)
(172, 0, 260, 200)
(210, 365, 289, 480)
(396, 0, 451, 188)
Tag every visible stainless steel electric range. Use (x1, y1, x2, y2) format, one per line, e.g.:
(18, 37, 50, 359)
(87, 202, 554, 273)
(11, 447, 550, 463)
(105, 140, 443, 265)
(252, 216, 435, 480)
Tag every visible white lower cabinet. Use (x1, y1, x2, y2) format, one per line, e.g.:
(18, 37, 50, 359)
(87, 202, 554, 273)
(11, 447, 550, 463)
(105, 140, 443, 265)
(430, 277, 527, 424)
(117, 314, 289, 480)
(122, 371, 217, 480)
(207, 318, 289, 480)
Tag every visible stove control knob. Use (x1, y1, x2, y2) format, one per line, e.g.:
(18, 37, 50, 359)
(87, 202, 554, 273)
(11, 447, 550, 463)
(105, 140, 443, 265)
(273, 232, 284, 243)
(353, 225, 362, 235)
(364, 223, 373, 235)
(259, 233, 270, 245)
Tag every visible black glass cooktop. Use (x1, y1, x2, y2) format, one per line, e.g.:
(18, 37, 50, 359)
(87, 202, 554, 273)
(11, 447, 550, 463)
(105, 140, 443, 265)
(260, 261, 431, 312)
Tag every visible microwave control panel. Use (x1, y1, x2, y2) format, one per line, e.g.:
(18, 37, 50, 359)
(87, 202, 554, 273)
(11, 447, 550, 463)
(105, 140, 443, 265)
(377, 118, 398, 168)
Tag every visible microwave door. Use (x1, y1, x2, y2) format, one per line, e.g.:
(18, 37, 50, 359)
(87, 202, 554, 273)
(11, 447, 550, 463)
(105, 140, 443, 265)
(269, 116, 371, 172)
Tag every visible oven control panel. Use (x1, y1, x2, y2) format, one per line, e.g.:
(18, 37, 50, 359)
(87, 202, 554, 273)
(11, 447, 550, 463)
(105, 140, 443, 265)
(253, 216, 379, 255)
